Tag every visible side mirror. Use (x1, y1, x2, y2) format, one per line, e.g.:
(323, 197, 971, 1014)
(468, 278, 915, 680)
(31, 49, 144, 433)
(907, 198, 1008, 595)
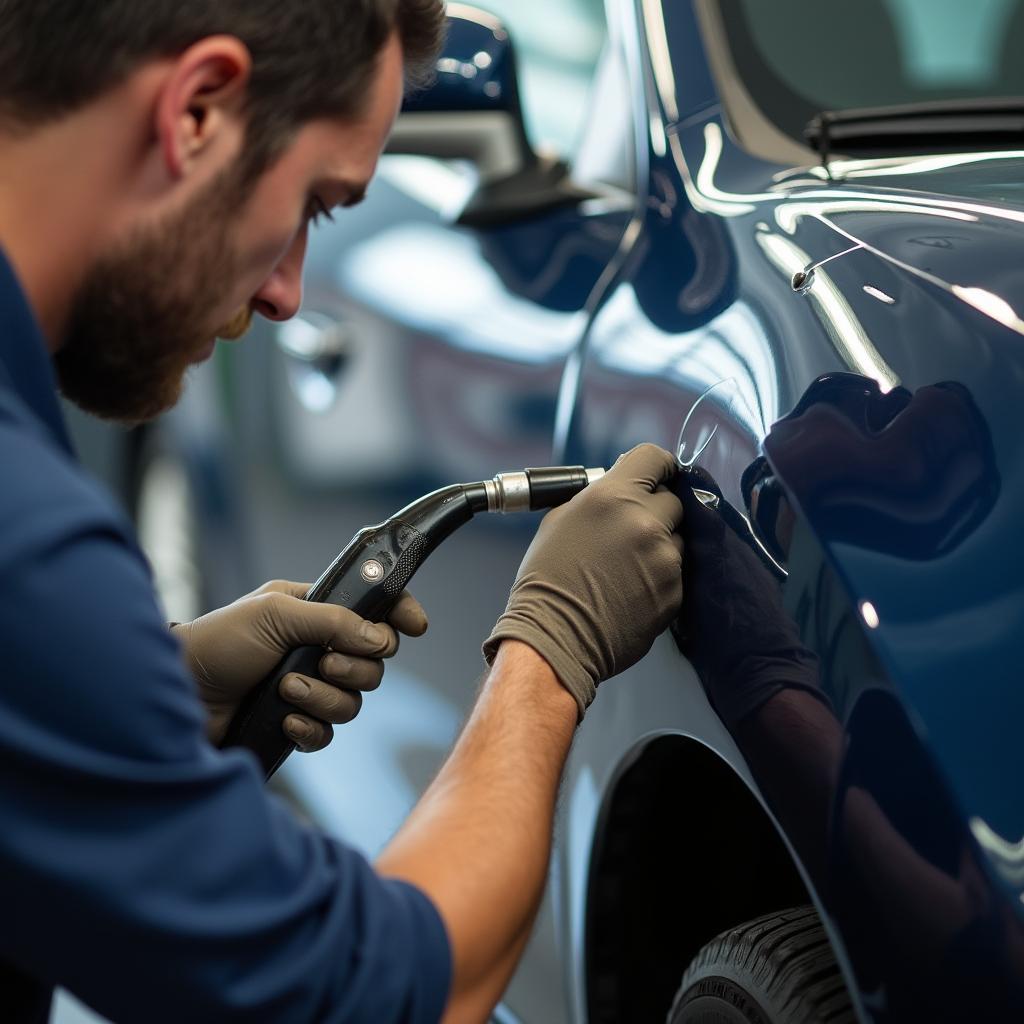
(387, 4, 595, 227)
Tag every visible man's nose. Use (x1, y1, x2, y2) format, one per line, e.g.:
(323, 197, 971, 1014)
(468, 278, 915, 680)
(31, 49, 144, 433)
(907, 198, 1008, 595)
(253, 228, 308, 321)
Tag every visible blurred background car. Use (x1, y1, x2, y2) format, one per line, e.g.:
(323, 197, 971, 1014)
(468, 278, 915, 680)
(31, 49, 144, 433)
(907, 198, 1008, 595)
(64, 0, 1024, 1021)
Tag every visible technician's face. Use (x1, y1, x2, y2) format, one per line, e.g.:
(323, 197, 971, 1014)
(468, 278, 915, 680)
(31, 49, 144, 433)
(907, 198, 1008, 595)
(56, 33, 405, 424)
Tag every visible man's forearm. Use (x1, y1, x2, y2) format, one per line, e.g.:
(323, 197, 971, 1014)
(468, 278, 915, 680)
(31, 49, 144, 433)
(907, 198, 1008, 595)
(376, 446, 685, 1019)
(376, 640, 577, 1021)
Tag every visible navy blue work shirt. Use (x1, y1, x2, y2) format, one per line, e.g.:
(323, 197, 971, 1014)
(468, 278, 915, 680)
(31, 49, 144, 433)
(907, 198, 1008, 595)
(0, 251, 451, 1023)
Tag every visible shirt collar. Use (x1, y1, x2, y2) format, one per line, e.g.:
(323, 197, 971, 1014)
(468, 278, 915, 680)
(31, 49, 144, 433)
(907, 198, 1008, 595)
(0, 248, 73, 453)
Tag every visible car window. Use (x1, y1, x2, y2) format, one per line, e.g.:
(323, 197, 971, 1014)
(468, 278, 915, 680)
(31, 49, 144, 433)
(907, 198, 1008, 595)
(888, 0, 1020, 90)
(475, 0, 608, 160)
(712, 0, 1024, 147)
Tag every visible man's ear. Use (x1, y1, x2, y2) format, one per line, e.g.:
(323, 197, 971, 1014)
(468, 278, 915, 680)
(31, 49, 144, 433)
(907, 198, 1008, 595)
(155, 36, 253, 180)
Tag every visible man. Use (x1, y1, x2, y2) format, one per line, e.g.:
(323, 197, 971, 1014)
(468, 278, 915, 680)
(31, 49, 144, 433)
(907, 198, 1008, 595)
(0, 2, 684, 1021)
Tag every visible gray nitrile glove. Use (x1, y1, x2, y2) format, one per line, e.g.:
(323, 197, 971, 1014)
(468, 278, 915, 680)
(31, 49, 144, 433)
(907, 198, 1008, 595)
(172, 581, 427, 749)
(483, 444, 684, 719)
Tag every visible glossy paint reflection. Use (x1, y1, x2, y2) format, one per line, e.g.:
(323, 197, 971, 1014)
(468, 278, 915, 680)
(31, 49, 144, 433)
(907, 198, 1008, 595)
(671, 112, 1024, 347)
(764, 374, 999, 560)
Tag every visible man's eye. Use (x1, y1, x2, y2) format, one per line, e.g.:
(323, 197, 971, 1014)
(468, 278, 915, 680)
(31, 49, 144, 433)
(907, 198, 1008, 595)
(307, 197, 336, 228)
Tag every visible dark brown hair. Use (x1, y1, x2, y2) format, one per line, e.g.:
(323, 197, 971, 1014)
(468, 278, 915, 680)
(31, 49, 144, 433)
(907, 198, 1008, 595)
(0, 0, 445, 172)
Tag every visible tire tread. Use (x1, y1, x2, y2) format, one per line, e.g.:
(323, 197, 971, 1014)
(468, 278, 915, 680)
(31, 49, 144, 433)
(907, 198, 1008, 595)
(667, 905, 856, 1024)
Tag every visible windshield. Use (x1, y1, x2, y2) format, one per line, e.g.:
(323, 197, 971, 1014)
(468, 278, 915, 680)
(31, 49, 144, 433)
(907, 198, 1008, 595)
(717, 0, 1024, 144)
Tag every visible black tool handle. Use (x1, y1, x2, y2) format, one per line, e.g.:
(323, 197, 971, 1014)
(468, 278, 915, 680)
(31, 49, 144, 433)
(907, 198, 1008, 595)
(221, 519, 429, 778)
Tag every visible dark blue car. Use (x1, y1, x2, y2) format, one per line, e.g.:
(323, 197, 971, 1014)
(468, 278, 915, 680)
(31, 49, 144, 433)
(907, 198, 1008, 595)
(66, 1, 1024, 1021)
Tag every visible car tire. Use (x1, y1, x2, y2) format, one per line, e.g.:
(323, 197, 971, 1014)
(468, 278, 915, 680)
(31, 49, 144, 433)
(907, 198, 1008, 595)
(666, 905, 855, 1024)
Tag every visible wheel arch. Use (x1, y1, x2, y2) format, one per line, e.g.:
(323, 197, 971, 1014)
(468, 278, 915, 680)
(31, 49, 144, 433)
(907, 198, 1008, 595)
(583, 733, 816, 1023)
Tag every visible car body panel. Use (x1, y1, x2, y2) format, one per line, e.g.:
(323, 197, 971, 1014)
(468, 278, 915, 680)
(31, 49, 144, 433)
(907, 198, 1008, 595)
(552, 1, 1024, 1020)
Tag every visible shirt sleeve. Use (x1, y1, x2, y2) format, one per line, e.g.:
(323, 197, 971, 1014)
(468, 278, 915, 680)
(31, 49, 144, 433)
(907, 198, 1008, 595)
(0, 429, 452, 1023)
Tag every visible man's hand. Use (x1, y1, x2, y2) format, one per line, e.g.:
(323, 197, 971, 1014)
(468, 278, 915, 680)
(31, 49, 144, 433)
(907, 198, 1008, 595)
(483, 443, 684, 719)
(171, 581, 427, 749)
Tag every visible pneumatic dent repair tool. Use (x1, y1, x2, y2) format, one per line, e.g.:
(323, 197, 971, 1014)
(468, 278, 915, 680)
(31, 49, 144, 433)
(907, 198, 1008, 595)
(222, 466, 605, 779)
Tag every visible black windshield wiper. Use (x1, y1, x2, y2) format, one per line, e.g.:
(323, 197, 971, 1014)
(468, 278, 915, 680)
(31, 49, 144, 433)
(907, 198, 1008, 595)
(805, 97, 1024, 167)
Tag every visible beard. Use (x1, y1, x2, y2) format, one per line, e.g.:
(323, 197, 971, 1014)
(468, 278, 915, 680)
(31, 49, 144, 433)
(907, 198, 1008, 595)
(216, 304, 254, 341)
(55, 166, 251, 425)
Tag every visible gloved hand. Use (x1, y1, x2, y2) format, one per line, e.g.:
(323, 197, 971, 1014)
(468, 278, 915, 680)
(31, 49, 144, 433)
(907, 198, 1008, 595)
(483, 444, 684, 720)
(672, 465, 826, 732)
(171, 581, 427, 750)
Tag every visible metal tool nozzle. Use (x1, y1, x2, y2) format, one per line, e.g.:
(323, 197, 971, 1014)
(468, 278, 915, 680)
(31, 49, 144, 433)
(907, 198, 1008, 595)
(485, 471, 531, 514)
(484, 466, 605, 514)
